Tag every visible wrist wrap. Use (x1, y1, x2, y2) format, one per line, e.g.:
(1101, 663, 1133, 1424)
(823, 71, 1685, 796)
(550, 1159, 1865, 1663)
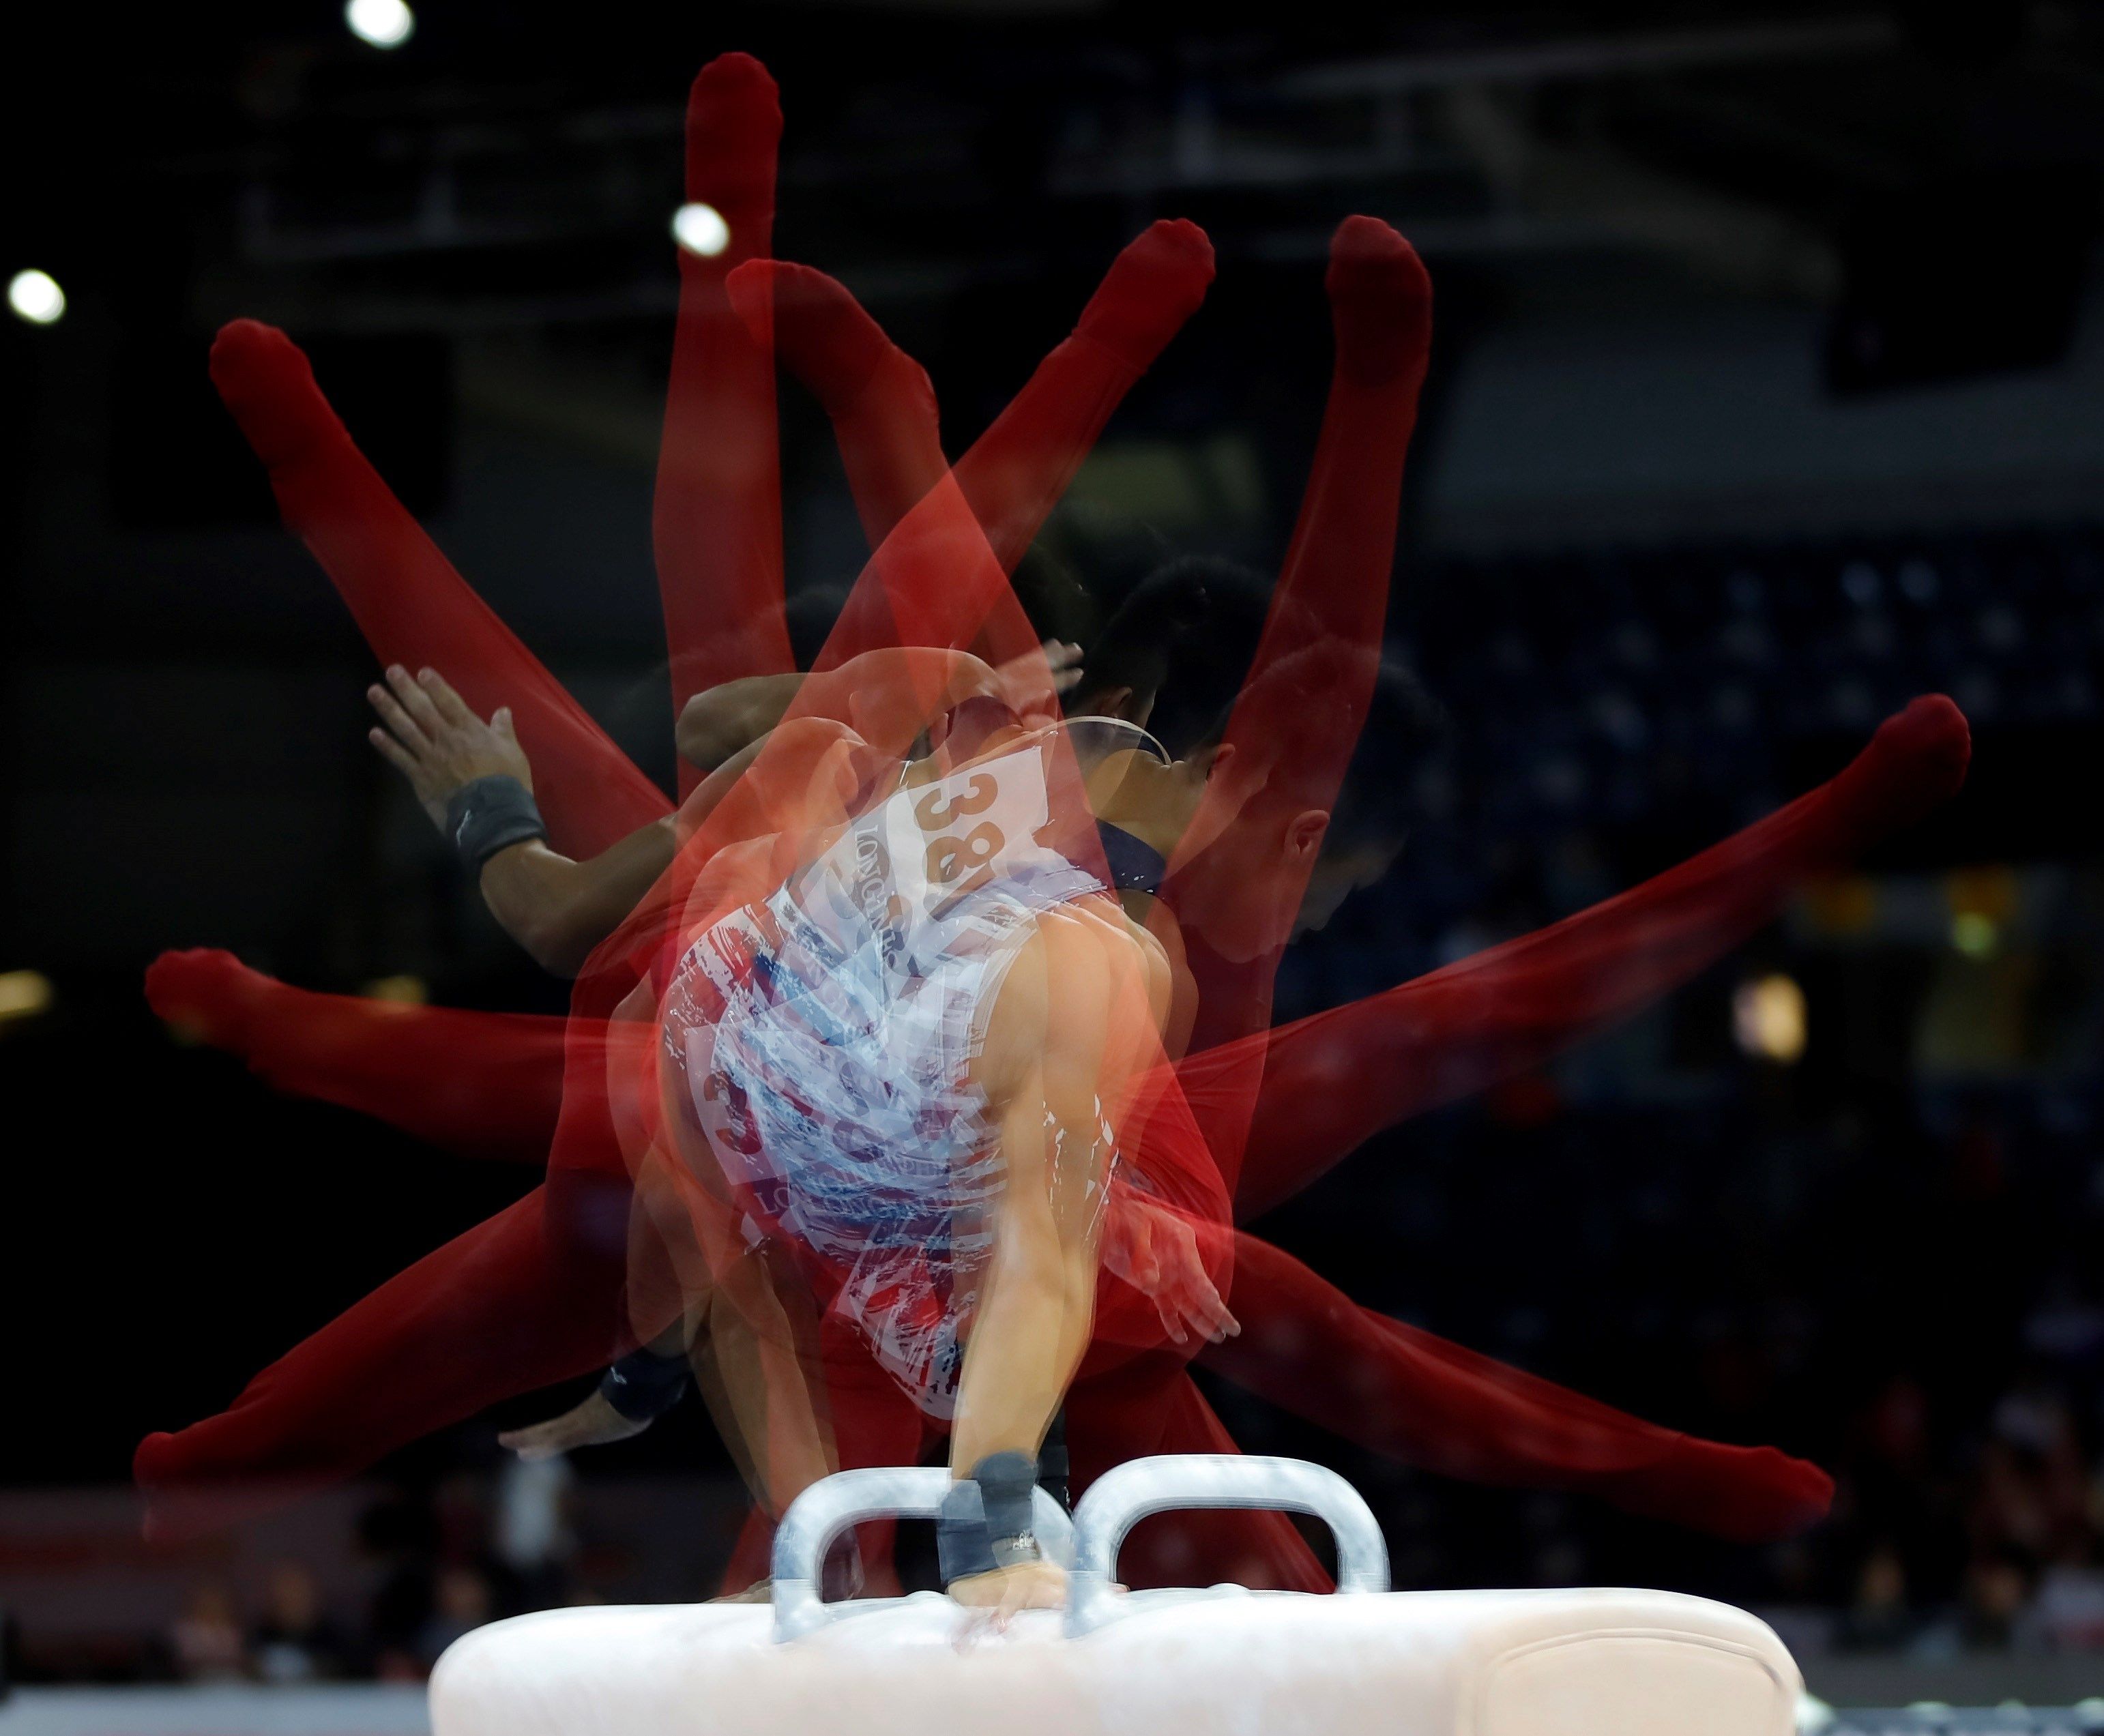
(1038, 1411, 1072, 1515)
(938, 1451, 1040, 1586)
(445, 775, 547, 871)
(598, 1344, 690, 1424)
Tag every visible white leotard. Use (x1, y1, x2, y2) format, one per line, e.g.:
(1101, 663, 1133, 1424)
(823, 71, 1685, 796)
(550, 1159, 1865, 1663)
(660, 739, 1109, 1413)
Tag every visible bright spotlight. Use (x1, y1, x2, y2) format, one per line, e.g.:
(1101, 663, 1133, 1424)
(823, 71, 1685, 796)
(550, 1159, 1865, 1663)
(672, 202, 730, 259)
(0, 969, 54, 1023)
(346, 0, 415, 48)
(8, 269, 65, 325)
(1732, 973, 1806, 1065)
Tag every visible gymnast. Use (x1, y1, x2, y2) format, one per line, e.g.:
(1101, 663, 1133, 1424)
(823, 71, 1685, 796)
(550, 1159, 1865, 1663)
(135, 53, 1973, 1595)
(146, 628, 1966, 1595)
(138, 148, 1313, 1572)
(143, 502, 1968, 1596)
(654, 709, 1225, 1615)
(316, 542, 1963, 1598)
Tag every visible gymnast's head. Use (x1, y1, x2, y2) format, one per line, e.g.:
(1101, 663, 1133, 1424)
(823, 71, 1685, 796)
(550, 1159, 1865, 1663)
(1059, 555, 1446, 936)
(674, 546, 1094, 773)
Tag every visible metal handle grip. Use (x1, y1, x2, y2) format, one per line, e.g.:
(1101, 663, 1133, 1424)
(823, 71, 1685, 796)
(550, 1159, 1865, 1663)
(1066, 1454, 1389, 1636)
(771, 1467, 1076, 1641)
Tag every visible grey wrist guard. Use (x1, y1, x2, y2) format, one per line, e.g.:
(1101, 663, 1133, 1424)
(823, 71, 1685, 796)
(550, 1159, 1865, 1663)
(1038, 1411, 1071, 1514)
(937, 1451, 1040, 1586)
(597, 1344, 690, 1424)
(445, 775, 546, 870)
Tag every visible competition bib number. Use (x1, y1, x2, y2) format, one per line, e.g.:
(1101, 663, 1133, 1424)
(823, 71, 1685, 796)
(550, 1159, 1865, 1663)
(915, 772, 1006, 916)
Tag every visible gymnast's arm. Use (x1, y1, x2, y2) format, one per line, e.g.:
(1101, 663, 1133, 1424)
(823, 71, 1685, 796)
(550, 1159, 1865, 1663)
(675, 673, 803, 771)
(366, 647, 1036, 976)
(366, 663, 768, 975)
(676, 643, 1082, 773)
(944, 909, 1137, 1614)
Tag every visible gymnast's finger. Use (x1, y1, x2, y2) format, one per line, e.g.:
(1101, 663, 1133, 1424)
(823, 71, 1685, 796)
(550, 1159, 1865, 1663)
(1195, 1291, 1242, 1344)
(1128, 1220, 1162, 1290)
(996, 1563, 1065, 1629)
(386, 663, 449, 737)
(1171, 1248, 1238, 1342)
(368, 727, 425, 784)
(418, 666, 480, 729)
(368, 681, 432, 754)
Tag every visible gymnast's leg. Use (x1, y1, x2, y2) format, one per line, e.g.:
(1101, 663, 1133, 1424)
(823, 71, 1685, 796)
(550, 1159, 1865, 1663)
(959, 219, 1216, 580)
(145, 950, 572, 1160)
(134, 1186, 631, 1540)
(205, 56, 790, 829)
(713, 1312, 929, 1599)
(143, 698, 1966, 1541)
(751, 220, 1212, 616)
(1165, 218, 1433, 1093)
(652, 53, 795, 763)
(1198, 1233, 1831, 1543)
(147, 665, 1957, 1196)
(1212, 692, 1972, 1219)
(207, 321, 667, 857)
(1064, 1355, 1330, 1593)
(729, 220, 1213, 678)
(133, 964, 1833, 1548)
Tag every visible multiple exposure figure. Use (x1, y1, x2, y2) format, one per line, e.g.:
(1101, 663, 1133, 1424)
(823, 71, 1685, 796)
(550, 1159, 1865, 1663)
(136, 53, 1972, 1605)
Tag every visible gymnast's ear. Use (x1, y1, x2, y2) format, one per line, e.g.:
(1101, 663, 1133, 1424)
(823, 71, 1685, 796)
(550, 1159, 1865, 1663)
(1287, 808, 1330, 859)
(1082, 683, 1156, 729)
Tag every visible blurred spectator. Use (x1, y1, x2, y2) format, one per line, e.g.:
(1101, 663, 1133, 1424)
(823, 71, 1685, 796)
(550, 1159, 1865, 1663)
(360, 1485, 441, 1681)
(2033, 1542, 2104, 1651)
(1957, 1547, 2036, 1650)
(169, 1583, 247, 1681)
(1839, 1542, 1914, 1651)
(1970, 1439, 2058, 1563)
(417, 1566, 495, 1669)
(251, 1563, 349, 1683)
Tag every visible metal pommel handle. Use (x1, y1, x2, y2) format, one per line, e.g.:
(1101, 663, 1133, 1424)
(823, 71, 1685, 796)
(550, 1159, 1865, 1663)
(770, 1467, 1076, 1641)
(1066, 1454, 1389, 1636)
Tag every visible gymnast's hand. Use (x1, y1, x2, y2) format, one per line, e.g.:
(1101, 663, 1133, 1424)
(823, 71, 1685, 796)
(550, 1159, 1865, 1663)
(1102, 1192, 1242, 1347)
(948, 1559, 1068, 1628)
(993, 639, 1084, 726)
(496, 1388, 651, 1461)
(367, 664, 534, 832)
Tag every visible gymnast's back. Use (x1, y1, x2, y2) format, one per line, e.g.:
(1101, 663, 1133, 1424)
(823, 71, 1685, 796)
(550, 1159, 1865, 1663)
(656, 726, 1153, 1407)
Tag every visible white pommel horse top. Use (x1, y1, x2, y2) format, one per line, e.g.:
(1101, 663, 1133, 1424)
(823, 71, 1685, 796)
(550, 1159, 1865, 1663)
(431, 1454, 1803, 1736)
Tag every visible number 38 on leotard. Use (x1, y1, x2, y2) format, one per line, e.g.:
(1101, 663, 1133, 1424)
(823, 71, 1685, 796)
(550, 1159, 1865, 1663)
(914, 772, 1007, 915)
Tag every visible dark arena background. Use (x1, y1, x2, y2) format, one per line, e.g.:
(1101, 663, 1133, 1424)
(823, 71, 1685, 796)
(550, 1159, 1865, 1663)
(5, 3, 2104, 1733)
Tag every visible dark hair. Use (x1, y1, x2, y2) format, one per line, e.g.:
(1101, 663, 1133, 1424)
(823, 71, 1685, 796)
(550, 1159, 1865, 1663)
(1071, 556, 1263, 747)
(1078, 553, 1446, 854)
(1008, 543, 1097, 647)
(788, 545, 1090, 672)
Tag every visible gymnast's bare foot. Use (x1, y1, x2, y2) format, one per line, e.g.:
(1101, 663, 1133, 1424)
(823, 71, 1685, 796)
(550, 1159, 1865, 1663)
(145, 947, 273, 1053)
(1075, 218, 1216, 373)
(208, 321, 341, 471)
(681, 53, 781, 266)
(1324, 215, 1432, 389)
